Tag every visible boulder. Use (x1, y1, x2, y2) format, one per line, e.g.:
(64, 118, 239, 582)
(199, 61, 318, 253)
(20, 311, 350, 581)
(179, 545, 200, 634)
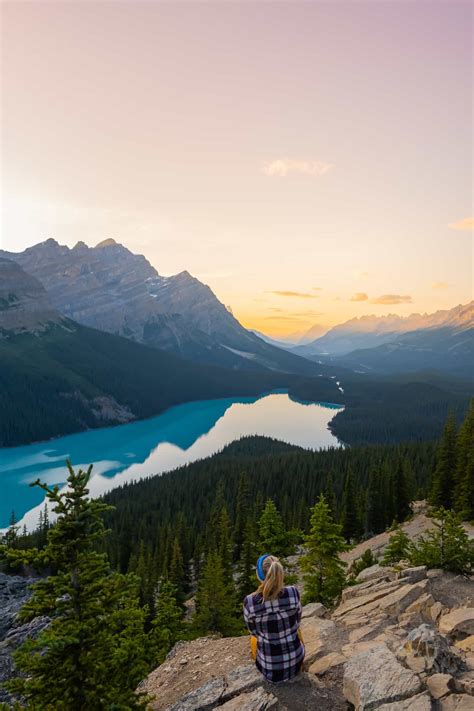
(426, 673, 454, 699)
(437, 694, 474, 710)
(343, 643, 423, 710)
(334, 582, 400, 618)
(378, 580, 429, 617)
(376, 692, 432, 710)
(404, 593, 435, 618)
(341, 579, 397, 604)
(219, 687, 278, 710)
(167, 676, 226, 711)
(221, 665, 263, 702)
(402, 624, 466, 675)
(300, 617, 336, 665)
(356, 564, 391, 583)
(431, 602, 444, 622)
(301, 603, 326, 619)
(452, 671, 474, 696)
(309, 652, 347, 675)
(398, 567, 427, 585)
(456, 636, 474, 653)
(439, 609, 474, 638)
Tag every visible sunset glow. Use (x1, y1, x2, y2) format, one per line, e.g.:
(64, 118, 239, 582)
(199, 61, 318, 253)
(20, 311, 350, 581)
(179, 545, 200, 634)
(1, 1, 472, 336)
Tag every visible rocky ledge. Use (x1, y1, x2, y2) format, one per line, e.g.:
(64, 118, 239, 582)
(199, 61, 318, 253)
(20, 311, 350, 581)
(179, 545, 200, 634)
(140, 565, 474, 710)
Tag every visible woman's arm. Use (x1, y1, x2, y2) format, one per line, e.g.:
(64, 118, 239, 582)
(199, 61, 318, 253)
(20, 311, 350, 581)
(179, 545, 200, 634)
(243, 597, 257, 635)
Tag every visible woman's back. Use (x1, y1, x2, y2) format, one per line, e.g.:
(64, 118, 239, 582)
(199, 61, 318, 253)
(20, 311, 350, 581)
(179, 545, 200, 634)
(244, 585, 304, 683)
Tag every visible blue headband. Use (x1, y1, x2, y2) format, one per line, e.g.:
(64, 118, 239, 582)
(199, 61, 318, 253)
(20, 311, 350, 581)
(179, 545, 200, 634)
(256, 554, 270, 582)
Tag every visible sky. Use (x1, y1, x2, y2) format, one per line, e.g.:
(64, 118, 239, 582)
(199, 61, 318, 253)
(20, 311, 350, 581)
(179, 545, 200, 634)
(1, 1, 472, 337)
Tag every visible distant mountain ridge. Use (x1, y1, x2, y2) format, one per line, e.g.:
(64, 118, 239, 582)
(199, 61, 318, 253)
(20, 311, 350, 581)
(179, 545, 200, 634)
(0, 239, 318, 375)
(293, 303, 474, 357)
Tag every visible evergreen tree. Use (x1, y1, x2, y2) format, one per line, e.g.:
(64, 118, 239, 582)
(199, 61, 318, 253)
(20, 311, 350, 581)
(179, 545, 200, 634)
(382, 525, 411, 565)
(430, 411, 457, 509)
(410, 508, 474, 574)
(3, 510, 19, 548)
(234, 473, 250, 561)
(258, 499, 288, 558)
(217, 505, 233, 587)
(365, 470, 383, 535)
(350, 548, 376, 578)
(324, 473, 338, 519)
(454, 399, 474, 520)
(150, 579, 184, 665)
(392, 459, 411, 523)
(193, 551, 241, 636)
(300, 495, 348, 607)
(341, 470, 362, 542)
(6, 462, 149, 710)
(169, 536, 186, 602)
(238, 517, 258, 598)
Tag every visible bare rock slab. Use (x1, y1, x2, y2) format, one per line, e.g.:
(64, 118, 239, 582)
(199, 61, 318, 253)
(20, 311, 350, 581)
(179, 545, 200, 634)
(300, 617, 336, 665)
(439, 609, 474, 637)
(167, 676, 226, 711)
(426, 673, 453, 699)
(343, 643, 423, 710)
(376, 692, 432, 710)
(219, 687, 279, 710)
(301, 603, 326, 619)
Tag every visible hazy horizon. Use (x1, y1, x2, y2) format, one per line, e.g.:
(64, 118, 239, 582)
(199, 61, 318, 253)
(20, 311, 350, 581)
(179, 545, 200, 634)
(1, 1, 472, 336)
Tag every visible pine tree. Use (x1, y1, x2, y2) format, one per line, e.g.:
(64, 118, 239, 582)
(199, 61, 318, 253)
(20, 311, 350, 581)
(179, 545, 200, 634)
(454, 399, 474, 520)
(341, 470, 361, 542)
(430, 411, 457, 509)
(6, 462, 149, 710)
(4, 510, 19, 548)
(234, 473, 250, 561)
(365, 470, 383, 535)
(410, 508, 474, 574)
(217, 505, 233, 587)
(169, 536, 186, 602)
(382, 524, 411, 565)
(193, 550, 241, 636)
(392, 458, 411, 523)
(258, 499, 288, 558)
(150, 578, 184, 665)
(238, 517, 258, 598)
(324, 473, 338, 519)
(300, 495, 348, 607)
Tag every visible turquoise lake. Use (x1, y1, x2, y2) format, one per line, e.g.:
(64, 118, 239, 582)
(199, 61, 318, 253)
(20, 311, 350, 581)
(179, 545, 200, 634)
(0, 392, 343, 530)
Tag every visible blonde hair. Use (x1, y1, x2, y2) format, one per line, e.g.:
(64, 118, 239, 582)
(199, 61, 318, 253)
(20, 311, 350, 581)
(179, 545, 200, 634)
(256, 555, 285, 601)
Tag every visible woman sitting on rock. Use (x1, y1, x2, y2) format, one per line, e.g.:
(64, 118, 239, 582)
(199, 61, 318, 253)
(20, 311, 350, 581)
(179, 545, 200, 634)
(243, 554, 305, 683)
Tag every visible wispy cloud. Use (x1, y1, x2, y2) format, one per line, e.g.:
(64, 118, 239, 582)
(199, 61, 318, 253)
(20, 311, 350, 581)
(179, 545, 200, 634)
(371, 294, 412, 305)
(312, 286, 322, 291)
(432, 281, 449, 290)
(268, 290, 319, 299)
(448, 217, 474, 231)
(262, 159, 333, 178)
(350, 292, 368, 302)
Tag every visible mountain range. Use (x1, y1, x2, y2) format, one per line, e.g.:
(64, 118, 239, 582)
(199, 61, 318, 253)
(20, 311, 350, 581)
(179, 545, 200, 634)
(0, 239, 318, 376)
(0, 258, 342, 446)
(289, 303, 473, 378)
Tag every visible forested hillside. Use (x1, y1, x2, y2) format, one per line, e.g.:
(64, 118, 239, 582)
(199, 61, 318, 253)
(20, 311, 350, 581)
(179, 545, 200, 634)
(0, 322, 344, 447)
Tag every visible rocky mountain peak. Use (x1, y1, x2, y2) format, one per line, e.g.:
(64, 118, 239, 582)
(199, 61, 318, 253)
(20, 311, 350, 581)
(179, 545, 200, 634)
(95, 238, 118, 248)
(0, 259, 65, 335)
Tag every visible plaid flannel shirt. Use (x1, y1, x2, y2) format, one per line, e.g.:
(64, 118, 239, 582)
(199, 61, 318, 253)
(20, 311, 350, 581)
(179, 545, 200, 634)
(243, 585, 305, 683)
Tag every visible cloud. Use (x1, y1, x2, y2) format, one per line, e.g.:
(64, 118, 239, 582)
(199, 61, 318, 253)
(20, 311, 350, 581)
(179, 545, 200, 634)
(263, 315, 304, 321)
(268, 290, 319, 299)
(448, 217, 474, 231)
(432, 281, 449, 290)
(262, 159, 333, 178)
(312, 287, 322, 291)
(371, 294, 412, 305)
(350, 292, 369, 302)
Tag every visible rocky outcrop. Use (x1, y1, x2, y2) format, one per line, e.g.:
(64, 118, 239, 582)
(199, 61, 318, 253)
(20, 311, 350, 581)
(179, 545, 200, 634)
(0, 573, 49, 705)
(139, 563, 474, 710)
